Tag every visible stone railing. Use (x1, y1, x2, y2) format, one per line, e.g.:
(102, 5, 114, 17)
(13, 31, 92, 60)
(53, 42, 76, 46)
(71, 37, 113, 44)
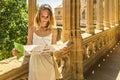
(54, 44, 73, 80)
(82, 26, 119, 73)
(0, 44, 74, 80)
(0, 26, 119, 80)
(0, 56, 29, 80)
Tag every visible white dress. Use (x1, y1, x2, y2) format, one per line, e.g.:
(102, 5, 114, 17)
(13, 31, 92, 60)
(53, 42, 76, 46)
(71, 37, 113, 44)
(28, 33, 56, 80)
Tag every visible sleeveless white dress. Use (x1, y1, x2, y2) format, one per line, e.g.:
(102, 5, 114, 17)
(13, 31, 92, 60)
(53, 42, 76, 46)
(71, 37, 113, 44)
(28, 33, 56, 80)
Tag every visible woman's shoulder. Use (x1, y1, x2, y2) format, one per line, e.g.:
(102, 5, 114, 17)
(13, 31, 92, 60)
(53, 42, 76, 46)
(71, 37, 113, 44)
(51, 28, 57, 38)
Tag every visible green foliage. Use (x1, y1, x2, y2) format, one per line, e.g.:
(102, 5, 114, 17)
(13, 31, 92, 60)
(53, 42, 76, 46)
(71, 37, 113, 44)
(0, 0, 28, 60)
(14, 42, 24, 60)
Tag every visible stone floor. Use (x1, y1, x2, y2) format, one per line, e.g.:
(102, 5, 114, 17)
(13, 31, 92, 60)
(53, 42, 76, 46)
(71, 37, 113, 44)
(84, 41, 120, 80)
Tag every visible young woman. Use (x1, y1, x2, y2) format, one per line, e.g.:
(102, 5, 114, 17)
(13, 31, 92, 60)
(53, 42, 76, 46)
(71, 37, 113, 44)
(13, 4, 61, 80)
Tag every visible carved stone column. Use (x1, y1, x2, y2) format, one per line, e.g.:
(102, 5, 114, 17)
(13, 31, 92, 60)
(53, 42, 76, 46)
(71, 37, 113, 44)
(28, 0, 36, 27)
(86, 0, 94, 34)
(104, 0, 110, 28)
(115, 0, 119, 26)
(75, 0, 84, 79)
(109, 0, 115, 27)
(61, 0, 71, 42)
(119, 0, 120, 24)
(62, 0, 84, 79)
(96, 0, 104, 30)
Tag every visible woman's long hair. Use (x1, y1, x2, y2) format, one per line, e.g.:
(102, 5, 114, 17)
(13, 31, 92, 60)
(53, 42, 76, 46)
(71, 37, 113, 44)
(34, 4, 55, 30)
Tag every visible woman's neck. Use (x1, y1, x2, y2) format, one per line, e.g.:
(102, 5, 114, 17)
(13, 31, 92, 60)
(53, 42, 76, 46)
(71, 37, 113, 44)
(35, 27, 51, 37)
(40, 27, 48, 31)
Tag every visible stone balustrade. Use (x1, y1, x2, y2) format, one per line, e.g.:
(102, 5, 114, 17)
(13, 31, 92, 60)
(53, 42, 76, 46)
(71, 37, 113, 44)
(0, 26, 119, 80)
(83, 26, 119, 73)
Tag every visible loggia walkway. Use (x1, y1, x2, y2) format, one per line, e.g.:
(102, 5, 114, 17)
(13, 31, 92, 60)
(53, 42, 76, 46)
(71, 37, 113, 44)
(84, 41, 120, 80)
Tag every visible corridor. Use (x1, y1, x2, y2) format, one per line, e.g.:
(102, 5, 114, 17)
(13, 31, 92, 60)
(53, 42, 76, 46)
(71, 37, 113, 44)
(84, 41, 120, 80)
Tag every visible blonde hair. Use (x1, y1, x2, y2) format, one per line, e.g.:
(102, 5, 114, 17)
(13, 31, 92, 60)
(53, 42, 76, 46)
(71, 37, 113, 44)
(34, 4, 55, 30)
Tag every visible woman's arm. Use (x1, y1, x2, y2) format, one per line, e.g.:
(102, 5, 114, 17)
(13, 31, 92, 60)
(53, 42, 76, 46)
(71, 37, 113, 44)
(51, 28, 68, 55)
(51, 28, 57, 44)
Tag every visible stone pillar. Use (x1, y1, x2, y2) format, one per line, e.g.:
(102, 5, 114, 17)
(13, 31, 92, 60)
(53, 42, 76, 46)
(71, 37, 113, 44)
(115, 0, 119, 26)
(61, 0, 71, 42)
(86, 0, 94, 34)
(75, 0, 84, 79)
(62, 0, 84, 79)
(119, 0, 120, 24)
(118, 0, 120, 40)
(28, 0, 36, 27)
(109, 0, 115, 27)
(96, 0, 104, 30)
(104, 0, 110, 28)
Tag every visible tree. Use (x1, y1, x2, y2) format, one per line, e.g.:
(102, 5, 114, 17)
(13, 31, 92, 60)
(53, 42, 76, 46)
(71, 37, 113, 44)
(0, 0, 28, 60)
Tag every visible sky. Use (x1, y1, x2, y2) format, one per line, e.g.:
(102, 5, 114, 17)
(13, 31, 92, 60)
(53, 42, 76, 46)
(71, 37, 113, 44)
(37, 0, 62, 13)
(26, 0, 62, 13)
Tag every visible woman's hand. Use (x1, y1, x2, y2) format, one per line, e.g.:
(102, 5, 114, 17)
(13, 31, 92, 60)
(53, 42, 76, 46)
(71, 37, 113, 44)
(59, 47, 67, 53)
(54, 47, 68, 56)
(12, 48, 19, 56)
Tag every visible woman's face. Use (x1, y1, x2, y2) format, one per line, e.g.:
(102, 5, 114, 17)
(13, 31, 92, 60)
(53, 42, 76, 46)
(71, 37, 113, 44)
(40, 10, 50, 28)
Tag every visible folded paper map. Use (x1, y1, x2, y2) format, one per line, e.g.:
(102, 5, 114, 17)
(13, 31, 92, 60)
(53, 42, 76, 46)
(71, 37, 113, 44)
(14, 41, 69, 59)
